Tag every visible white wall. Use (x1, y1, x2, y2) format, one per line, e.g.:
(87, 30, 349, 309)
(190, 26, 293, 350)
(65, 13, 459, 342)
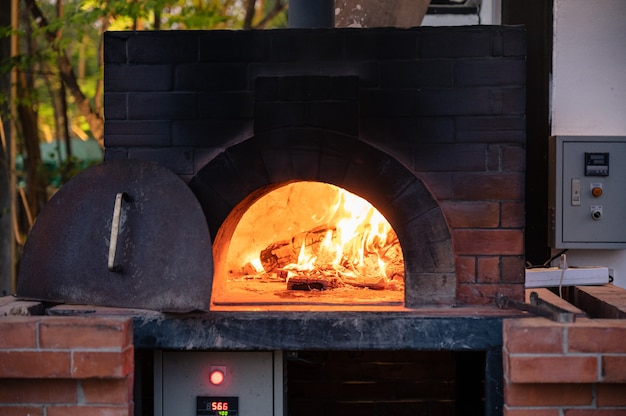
(552, 0, 626, 135)
(551, 0, 626, 288)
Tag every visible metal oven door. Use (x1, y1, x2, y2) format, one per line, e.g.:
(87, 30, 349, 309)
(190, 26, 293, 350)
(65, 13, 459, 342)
(17, 159, 213, 312)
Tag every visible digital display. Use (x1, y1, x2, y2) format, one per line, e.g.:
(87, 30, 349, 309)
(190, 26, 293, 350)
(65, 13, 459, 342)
(197, 396, 238, 416)
(585, 152, 609, 176)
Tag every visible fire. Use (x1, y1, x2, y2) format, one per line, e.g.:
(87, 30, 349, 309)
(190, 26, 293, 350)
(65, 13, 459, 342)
(261, 185, 403, 290)
(216, 181, 405, 307)
(223, 181, 404, 297)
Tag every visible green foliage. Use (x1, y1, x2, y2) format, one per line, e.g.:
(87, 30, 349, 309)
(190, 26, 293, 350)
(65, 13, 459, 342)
(1, 0, 287, 192)
(41, 156, 100, 189)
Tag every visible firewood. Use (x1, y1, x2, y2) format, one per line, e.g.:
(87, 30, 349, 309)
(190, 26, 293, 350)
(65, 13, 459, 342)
(286, 270, 343, 291)
(284, 265, 392, 291)
(260, 224, 404, 290)
(260, 225, 335, 272)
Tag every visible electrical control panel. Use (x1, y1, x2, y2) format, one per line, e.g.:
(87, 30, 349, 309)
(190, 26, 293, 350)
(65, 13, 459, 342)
(154, 351, 284, 416)
(549, 136, 626, 248)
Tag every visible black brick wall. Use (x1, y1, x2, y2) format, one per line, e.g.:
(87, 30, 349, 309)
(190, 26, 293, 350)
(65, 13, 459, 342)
(104, 26, 526, 179)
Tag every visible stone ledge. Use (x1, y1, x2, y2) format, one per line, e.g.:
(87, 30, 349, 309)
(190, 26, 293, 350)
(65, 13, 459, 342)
(46, 303, 522, 351)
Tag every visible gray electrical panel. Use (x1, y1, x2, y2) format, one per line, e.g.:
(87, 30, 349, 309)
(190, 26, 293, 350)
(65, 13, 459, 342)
(549, 136, 626, 248)
(154, 351, 284, 416)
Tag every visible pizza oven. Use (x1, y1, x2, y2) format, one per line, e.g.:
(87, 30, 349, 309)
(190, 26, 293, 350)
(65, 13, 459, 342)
(100, 26, 526, 311)
(16, 26, 527, 416)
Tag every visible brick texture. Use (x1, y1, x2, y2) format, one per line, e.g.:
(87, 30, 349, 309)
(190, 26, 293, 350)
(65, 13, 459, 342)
(507, 356, 598, 383)
(0, 318, 38, 348)
(563, 410, 626, 416)
(0, 407, 44, 416)
(104, 27, 527, 306)
(597, 384, 626, 407)
(46, 405, 133, 416)
(504, 383, 593, 407)
(454, 229, 525, 256)
(39, 317, 132, 349)
(602, 356, 626, 383)
(477, 257, 501, 284)
(0, 315, 134, 416)
(82, 379, 133, 405)
(503, 317, 626, 414)
(504, 409, 560, 416)
(0, 379, 77, 403)
(440, 201, 500, 228)
(0, 351, 71, 378)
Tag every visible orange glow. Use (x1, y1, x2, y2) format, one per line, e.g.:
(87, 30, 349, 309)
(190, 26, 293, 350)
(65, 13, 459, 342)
(216, 181, 404, 307)
(282, 188, 394, 281)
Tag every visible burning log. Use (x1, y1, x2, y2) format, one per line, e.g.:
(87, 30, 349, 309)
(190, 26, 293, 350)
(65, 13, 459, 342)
(286, 270, 343, 291)
(260, 225, 332, 273)
(259, 224, 404, 291)
(285, 268, 388, 291)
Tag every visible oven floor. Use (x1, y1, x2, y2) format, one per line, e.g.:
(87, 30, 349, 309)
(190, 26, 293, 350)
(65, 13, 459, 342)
(212, 279, 404, 308)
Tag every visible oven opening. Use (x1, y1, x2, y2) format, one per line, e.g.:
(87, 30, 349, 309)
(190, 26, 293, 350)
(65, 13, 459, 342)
(211, 181, 405, 309)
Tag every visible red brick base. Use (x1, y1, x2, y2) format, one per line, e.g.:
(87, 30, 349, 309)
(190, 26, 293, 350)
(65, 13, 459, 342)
(2, 287, 625, 416)
(0, 315, 134, 416)
(503, 317, 626, 415)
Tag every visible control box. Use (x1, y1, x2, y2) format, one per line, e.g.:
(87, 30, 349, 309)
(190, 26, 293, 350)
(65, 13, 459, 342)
(549, 136, 626, 248)
(154, 351, 284, 416)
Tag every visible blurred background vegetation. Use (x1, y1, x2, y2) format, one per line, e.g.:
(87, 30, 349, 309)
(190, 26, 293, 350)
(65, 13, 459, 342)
(0, 0, 288, 293)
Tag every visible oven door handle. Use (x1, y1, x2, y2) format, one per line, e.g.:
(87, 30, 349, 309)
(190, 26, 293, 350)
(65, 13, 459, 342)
(108, 192, 129, 273)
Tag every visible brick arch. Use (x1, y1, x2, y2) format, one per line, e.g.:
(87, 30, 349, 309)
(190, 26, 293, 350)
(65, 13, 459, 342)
(189, 129, 456, 306)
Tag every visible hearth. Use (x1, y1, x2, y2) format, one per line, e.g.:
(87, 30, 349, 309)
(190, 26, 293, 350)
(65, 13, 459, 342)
(214, 181, 406, 307)
(199, 128, 458, 309)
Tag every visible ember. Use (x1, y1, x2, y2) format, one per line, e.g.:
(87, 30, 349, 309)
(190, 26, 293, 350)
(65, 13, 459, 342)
(216, 181, 404, 305)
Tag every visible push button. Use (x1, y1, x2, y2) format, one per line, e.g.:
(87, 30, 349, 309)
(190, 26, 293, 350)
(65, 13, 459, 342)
(591, 183, 603, 198)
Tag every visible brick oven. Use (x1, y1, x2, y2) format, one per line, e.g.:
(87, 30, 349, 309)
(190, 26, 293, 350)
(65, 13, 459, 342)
(103, 26, 527, 307)
(101, 26, 525, 415)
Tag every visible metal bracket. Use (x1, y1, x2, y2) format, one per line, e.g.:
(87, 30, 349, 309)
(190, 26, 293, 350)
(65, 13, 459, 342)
(495, 291, 576, 323)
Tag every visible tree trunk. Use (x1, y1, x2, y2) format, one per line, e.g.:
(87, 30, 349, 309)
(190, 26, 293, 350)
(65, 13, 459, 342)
(24, 0, 105, 146)
(16, 71, 48, 220)
(244, 0, 287, 29)
(0, 0, 15, 295)
(54, 0, 73, 182)
(243, 0, 257, 28)
(94, 17, 110, 120)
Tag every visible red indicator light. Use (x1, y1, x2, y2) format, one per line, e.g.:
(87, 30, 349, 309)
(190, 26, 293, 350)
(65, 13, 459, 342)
(209, 368, 226, 385)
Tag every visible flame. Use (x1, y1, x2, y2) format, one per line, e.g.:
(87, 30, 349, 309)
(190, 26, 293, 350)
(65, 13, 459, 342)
(283, 188, 394, 281)
(250, 258, 263, 272)
(295, 240, 316, 271)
